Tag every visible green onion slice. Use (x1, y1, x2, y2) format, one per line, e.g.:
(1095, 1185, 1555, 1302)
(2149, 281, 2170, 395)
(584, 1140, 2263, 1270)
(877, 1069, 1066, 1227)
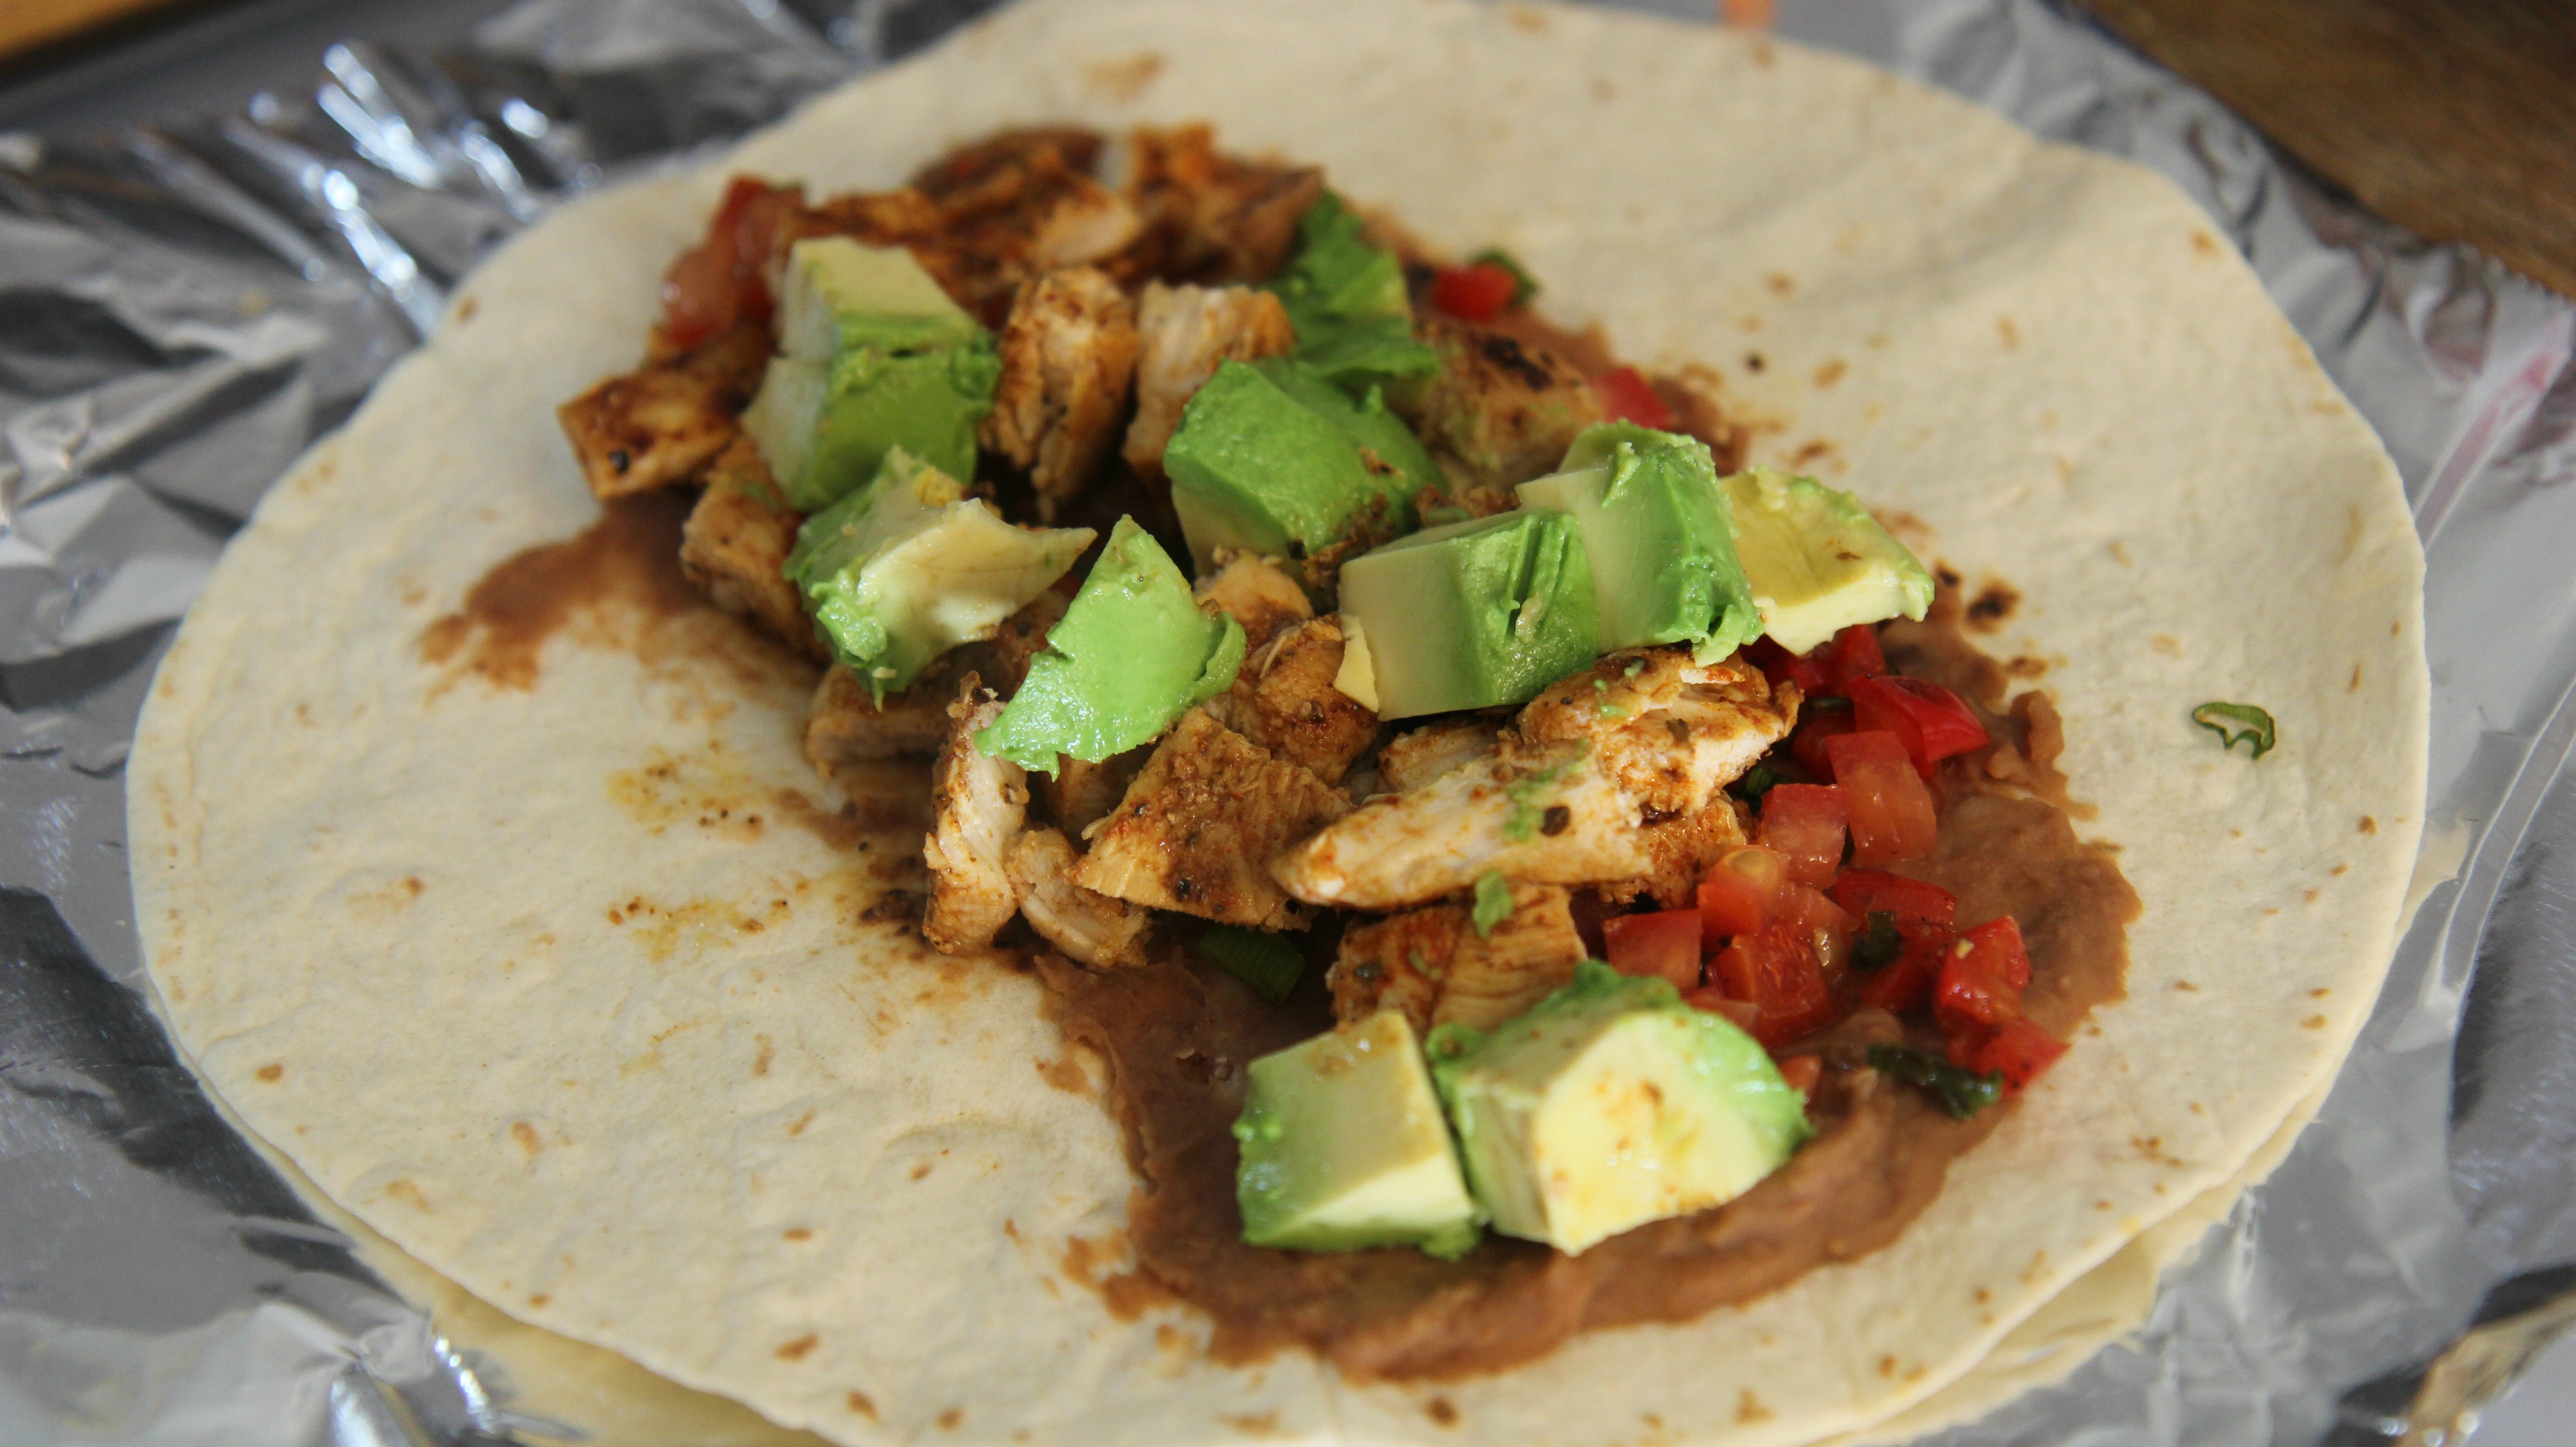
(1867, 1043, 2004, 1120)
(2191, 701, 2277, 759)
(1853, 911, 1903, 971)
(1734, 761, 1784, 807)
(1196, 925, 1305, 1003)
(1471, 871, 1514, 938)
(1467, 247, 1540, 306)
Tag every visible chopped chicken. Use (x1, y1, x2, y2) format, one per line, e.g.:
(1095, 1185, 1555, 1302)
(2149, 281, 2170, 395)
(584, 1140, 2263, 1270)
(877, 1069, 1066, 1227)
(1272, 648, 1794, 911)
(557, 321, 770, 498)
(1008, 827, 1153, 969)
(911, 127, 1106, 201)
(1375, 717, 1503, 794)
(1519, 649, 1797, 819)
(1073, 709, 1350, 930)
(983, 268, 1139, 520)
(1193, 555, 1313, 650)
(772, 187, 948, 293)
(1415, 317, 1602, 492)
(805, 658, 966, 782)
(1204, 616, 1377, 784)
(1596, 795, 1753, 911)
(921, 674, 1028, 953)
(900, 128, 1142, 323)
(980, 589, 1070, 698)
(1329, 885, 1586, 1034)
(1102, 124, 1323, 284)
(1031, 746, 1148, 841)
(679, 435, 825, 658)
(1121, 283, 1295, 474)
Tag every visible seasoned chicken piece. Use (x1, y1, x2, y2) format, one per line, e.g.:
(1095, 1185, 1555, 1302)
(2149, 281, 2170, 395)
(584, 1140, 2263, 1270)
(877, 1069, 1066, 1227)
(1073, 710, 1350, 929)
(1596, 795, 1753, 911)
(1330, 885, 1588, 1034)
(1030, 746, 1148, 841)
(805, 659, 964, 782)
(557, 321, 770, 498)
(1415, 318, 1602, 491)
(1193, 554, 1312, 650)
(979, 588, 1070, 698)
(1008, 827, 1153, 969)
(1204, 616, 1377, 784)
(1375, 717, 1504, 794)
(1519, 648, 1797, 819)
(912, 127, 1105, 201)
(982, 268, 1139, 519)
(1121, 283, 1295, 474)
(1103, 124, 1323, 284)
(680, 435, 824, 658)
(1276, 651, 1793, 911)
(922, 675, 1028, 953)
(902, 128, 1142, 323)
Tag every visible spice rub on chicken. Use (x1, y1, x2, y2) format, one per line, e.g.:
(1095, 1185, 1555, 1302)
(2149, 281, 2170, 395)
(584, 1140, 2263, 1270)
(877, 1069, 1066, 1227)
(921, 675, 1028, 953)
(1074, 709, 1350, 930)
(1122, 283, 1296, 474)
(1328, 883, 1586, 1033)
(1008, 827, 1153, 968)
(982, 267, 1139, 519)
(559, 321, 770, 498)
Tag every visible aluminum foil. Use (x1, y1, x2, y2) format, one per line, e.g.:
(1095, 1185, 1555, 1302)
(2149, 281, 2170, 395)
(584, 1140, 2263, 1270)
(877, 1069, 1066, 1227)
(1, 1, 2568, 1442)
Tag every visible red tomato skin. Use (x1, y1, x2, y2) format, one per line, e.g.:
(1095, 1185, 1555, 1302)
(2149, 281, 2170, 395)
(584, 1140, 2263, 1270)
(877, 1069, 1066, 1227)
(1697, 845, 1788, 938)
(1774, 1054, 1824, 1097)
(1970, 1017, 2067, 1091)
(1934, 917, 2032, 1035)
(1429, 262, 1519, 323)
(1824, 625, 1886, 692)
(1856, 932, 1948, 1014)
(1685, 989, 1764, 1034)
(1789, 707, 1856, 778)
(661, 176, 802, 347)
(1593, 366, 1677, 430)
(1712, 925, 1841, 1048)
(1759, 784, 1849, 887)
(1603, 909, 1705, 990)
(1826, 730, 1940, 865)
(1746, 638, 1834, 697)
(1827, 870, 1958, 929)
(1849, 675, 1990, 778)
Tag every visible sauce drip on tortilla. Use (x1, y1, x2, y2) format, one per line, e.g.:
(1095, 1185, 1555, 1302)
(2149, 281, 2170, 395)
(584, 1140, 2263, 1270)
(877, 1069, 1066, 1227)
(418, 493, 704, 690)
(1039, 583, 2136, 1384)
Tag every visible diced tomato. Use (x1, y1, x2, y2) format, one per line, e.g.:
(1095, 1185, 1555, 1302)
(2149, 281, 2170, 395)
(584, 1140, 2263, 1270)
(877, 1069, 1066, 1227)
(1849, 675, 1991, 779)
(1826, 870, 1957, 930)
(1746, 638, 1833, 697)
(1824, 625, 1886, 693)
(1789, 705, 1856, 778)
(1969, 1017, 2067, 1091)
(1429, 261, 1520, 323)
(1758, 783, 1849, 887)
(1825, 730, 1940, 866)
(1856, 930, 1949, 1015)
(1934, 917, 2032, 1036)
(1711, 925, 1840, 1048)
(659, 175, 802, 348)
(1775, 883, 1857, 978)
(1685, 989, 1763, 1034)
(1697, 844, 1789, 938)
(1593, 366, 1676, 430)
(1603, 909, 1704, 990)
(1774, 1054, 1824, 1097)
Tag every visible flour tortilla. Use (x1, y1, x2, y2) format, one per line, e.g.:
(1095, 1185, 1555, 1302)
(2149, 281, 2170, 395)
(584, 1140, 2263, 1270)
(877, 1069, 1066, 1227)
(129, 1, 2428, 1443)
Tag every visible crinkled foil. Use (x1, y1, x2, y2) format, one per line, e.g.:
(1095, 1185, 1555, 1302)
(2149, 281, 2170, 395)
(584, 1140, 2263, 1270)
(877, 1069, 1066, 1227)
(1, 1, 2568, 1442)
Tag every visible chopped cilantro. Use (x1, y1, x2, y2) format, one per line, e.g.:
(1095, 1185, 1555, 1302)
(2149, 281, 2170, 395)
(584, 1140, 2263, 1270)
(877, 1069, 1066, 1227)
(1501, 743, 1588, 841)
(1868, 1044, 2003, 1120)
(1853, 911, 1903, 970)
(1734, 760, 1783, 807)
(1467, 247, 1540, 306)
(1471, 872, 1515, 937)
(1196, 925, 1305, 1003)
(2191, 700, 2277, 759)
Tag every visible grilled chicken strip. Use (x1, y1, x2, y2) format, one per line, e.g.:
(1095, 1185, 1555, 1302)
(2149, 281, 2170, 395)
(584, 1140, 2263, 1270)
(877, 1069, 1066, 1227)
(805, 660, 958, 782)
(1374, 717, 1504, 794)
(1596, 795, 1754, 911)
(1193, 554, 1313, 650)
(1102, 124, 1323, 284)
(982, 268, 1139, 520)
(1272, 648, 1794, 910)
(1074, 709, 1350, 930)
(1204, 616, 1377, 785)
(558, 320, 770, 498)
(1415, 317, 1602, 492)
(1329, 884, 1587, 1034)
(680, 435, 824, 659)
(1030, 747, 1148, 841)
(1121, 283, 1295, 474)
(1008, 827, 1153, 969)
(921, 675, 1028, 953)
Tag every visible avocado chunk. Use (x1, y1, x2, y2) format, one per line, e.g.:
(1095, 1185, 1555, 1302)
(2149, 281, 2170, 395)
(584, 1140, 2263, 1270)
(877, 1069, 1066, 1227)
(1162, 358, 1435, 574)
(1234, 1010, 1482, 1259)
(1427, 961, 1811, 1256)
(742, 238, 1000, 511)
(783, 450, 1092, 700)
(1519, 424, 1762, 661)
(1266, 192, 1439, 398)
(1334, 509, 1598, 720)
(1721, 467, 1933, 655)
(975, 518, 1246, 773)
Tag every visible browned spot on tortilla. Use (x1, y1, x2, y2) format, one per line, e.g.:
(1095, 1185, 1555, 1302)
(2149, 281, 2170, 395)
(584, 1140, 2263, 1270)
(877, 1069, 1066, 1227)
(847, 1391, 876, 1419)
(1996, 316, 2021, 349)
(2149, 634, 2180, 656)
(752, 1034, 774, 1077)
(255, 1063, 284, 1082)
(2302, 1015, 2327, 1030)
(2006, 655, 2047, 678)
(2190, 231, 2220, 258)
(510, 1121, 542, 1156)
(1744, 351, 1767, 373)
(786, 1110, 817, 1137)
(383, 1179, 431, 1212)
(2332, 863, 2349, 876)
(1737, 1391, 1772, 1424)
(528, 1292, 547, 1307)
(1965, 582, 2019, 631)
(1081, 51, 1163, 102)
(2174, 980, 2199, 992)
(454, 296, 479, 322)
(1505, 3, 1548, 31)
(2349, 664, 2364, 692)
(785, 1227, 813, 1241)
(1789, 438, 1836, 469)
(1427, 1397, 1459, 1426)
(1812, 358, 1846, 388)
(1038, 1047, 1094, 1094)
(1765, 272, 1795, 297)
(775, 1334, 819, 1362)
(2359, 816, 2378, 834)
(1590, 76, 1615, 100)
(911, 1161, 934, 1181)
(1878, 1354, 1898, 1377)
(934, 1408, 963, 1431)
(1221, 1411, 1280, 1436)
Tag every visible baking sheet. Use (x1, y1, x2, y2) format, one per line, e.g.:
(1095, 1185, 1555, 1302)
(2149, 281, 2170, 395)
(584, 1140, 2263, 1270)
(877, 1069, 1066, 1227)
(1, 0, 2569, 1441)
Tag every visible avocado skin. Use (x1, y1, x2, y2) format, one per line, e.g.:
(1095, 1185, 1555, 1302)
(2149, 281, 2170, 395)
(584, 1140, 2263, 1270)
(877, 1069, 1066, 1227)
(1162, 359, 1434, 573)
(975, 518, 1246, 772)
(1337, 508, 1600, 720)
(1523, 422, 1762, 661)
(785, 338, 999, 512)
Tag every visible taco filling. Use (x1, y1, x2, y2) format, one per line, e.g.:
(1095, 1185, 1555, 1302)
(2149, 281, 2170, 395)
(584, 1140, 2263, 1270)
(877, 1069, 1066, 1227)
(554, 123, 2139, 1381)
